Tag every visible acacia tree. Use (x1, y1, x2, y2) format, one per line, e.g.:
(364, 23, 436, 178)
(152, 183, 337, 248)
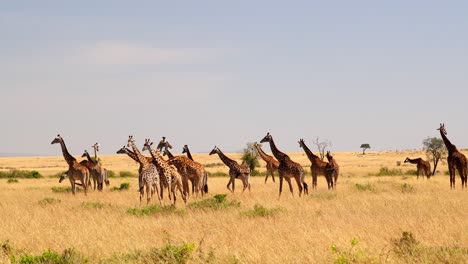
(422, 137, 447, 176)
(360, 144, 370, 154)
(312, 137, 332, 161)
(241, 142, 260, 174)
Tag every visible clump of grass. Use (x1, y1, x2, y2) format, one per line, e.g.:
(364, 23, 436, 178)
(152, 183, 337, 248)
(7, 178, 18, 183)
(204, 163, 224, 168)
(9, 248, 87, 264)
(1, 240, 14, 256)
(401, 183, 415, 193)
(355, 183, 375, 191)
(38, 197, 61, 207)
(51, 186, 74, 193)
(207, 171, 228, 177)
(392, 231, 420, 256)
(370, 167, 403, 176)
(81, 201, 109, 209)
(119, 171, 135, 178)
(0, 169, 42, 179)
(243, 204, 284, 218)
(111, 182, 130, 191)
(106, 242, 196, 264)
(331, 238, 377, 264)
(107, 170, 117, 178)
(127, 205, 186, 217)
(188, 194, 240, 210)
(311, 192, 337, 200)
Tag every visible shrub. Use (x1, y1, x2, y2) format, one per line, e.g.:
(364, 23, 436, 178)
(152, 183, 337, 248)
(111, 182, 130, 191)
(7, 178, 18, 183)
(355, 183, 375, 192)
(243, 204, 284, 218)
(127, 205, 186, 217)
(51, 186, 74, 193)
(188, 194, 240, 210)
(107, 170, 117, 178)
(392, 231, 419, 256)
(331, 238, 377, 264)
(147, 242, 196, 264)
(370, 167, 403, 176)
(0, 169, 42, 179)
(119, 171, 135, 178)
(10, 248, 87, 264)
(38, 197, 61, 207)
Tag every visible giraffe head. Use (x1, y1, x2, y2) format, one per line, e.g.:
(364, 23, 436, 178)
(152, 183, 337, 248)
(127, 135, 135, 148)
(209, 146, 219, 155)
(92, 142, 100, 152)
(404, 157, 410, 163)
(51, 134, 63, 145)
(59, 173, 67, 183)
(142, 139, 153, 152)
(438, 123, 447, 135)
(182, 144, 189, 154)
(326, 151, 333, 161)
(116, 146, 128, 154)
(81, 150, 89, 158)
(260, 133, 272, 143)
(298, 138, 306, 149)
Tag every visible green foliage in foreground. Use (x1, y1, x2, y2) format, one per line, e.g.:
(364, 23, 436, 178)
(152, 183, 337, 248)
(127, 205, 187, 217)
(243, 204, 284, 218)
(188, 194, 241, 210)
(0, 169, 42, 179)
(111, 182, 130, 191)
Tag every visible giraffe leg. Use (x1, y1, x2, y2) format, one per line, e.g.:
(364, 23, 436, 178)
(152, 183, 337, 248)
(264, 170, 269, 183)
(278, 176, 283, 198)
(312, 172, 317, 190)
(285, 177, 293, 196)
(171, 183, 177, 205)
(146, 184, 151, 204)
(178, 181, 187, 204)
(70, 179, 76, 195)
(271, 169, 276, 183)
(293, 176, 303, 197)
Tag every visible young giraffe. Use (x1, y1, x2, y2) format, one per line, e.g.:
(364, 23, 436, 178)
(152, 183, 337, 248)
(92, 143, 110, 187)
(126, 136, 161, 205)
(182, 144, 209, 194)
(326, 151, 340, 187)
(142, 139, 187, 205)
(253, 142, 279, 183)
(51, 135, 89, 195)
(209, 146, 251, 193)
(81, 150, 104, 191)
(299, 139, 334, 190)
(438, 124, 467, 189)
(162, 144, 207, 197)
(404, 157, 431, 179)
(260, 133, 307, 197)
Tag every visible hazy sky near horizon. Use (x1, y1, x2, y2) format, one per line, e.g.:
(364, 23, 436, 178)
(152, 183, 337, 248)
(1, 1, 467, 156)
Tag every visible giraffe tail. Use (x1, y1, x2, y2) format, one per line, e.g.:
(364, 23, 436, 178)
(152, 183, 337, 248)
(203, 171, 209, 193)
(303, 182, 308, 195)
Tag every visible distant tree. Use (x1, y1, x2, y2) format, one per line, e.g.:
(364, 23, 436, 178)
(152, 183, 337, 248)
(241, 142, 260, 174)
(360, 144, 370, 155)
(422, 137, 447, 176)
(312, 137, 332, 161)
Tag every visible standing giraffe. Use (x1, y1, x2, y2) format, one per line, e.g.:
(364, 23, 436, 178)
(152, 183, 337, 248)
(142, 139, 187, 205)
(81, 150, 104, 191)
(92, 143, 110, 187)
(253, 142, 279, 183)
(404, 157, 431, 179)
(51, 135, 89, 195)
(209, 146, 251, 193)
(126, 136, 161, 205)
(260, 133, 307, 197)
(183, 144, 209, 194)
(438, 124, 467, 188)
(326, 151, 340, 187)
(299, 139, 334, 190)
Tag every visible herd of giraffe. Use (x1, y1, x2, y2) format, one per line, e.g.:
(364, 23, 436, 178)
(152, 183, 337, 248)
(51, 123, 467, 205)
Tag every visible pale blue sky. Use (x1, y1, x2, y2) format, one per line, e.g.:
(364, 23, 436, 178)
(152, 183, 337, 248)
(1, 1, 467, 156)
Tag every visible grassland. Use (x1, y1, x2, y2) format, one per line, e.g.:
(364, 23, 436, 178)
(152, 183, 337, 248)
(0, 150, 467, 263)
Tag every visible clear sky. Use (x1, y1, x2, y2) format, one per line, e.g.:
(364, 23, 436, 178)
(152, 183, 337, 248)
(1, 1, 467, 156)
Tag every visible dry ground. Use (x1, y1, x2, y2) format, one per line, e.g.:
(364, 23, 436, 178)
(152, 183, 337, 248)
(0, 150, 467, 263)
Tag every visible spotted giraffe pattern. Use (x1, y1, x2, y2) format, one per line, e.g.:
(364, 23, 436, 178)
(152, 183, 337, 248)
(209, 146, 251, 193)
(438, 124, 467, 188)
(404, 157, 431, 179)
(92, 142, 110, 187)
(298, 139, 334, 190)
(182, 144, 209, 194)
(253, 142, 279, 183)
(81, 150, 104, 191)
(326, 151, 340, 187)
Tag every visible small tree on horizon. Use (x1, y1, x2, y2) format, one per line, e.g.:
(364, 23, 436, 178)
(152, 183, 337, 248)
(423, 137, 447, 176)
(241, 142, 260, 174)
(360, 144, 370, 154)
(312, 137, 332, 161)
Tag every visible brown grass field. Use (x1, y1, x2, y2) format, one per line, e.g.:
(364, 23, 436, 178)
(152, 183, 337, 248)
(0, 150, 467, 263)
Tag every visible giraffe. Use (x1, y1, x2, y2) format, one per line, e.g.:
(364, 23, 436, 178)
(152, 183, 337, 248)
(404, 157, 432, 179)
(161, 143, 207, 197)
(326, 151, 340, 187)
(260, 133, 307, 197)
(438, 124, 467, 188)
(92, 142, 110, 187)
(253, 142, 279, 183)
(209, 146, 251, 193)
(298, 139, 334, 190)
(51, 135, 89, 195)
(183, 144, 209, 194)
(142, 139, 187, 205)
(126, 136, 161, 205)
(81, 150, 104, 191)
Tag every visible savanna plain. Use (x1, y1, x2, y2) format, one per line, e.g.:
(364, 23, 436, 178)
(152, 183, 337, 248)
(0, 150, 467, 263)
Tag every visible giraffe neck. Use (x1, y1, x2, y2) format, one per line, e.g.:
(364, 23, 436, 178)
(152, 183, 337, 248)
(301, 141, 320, 163)
(85, 151, 96, 164)
(129, 142, 149, 165)
(58, 139, 76, 165)
(186, 147, 194, 161)
(255, 145, 273, 162)
(147, 145, 168, 169)
(406, 158, 420, 164)
(216, 150, 238, 169)
(440, 130, 458, 153)
(123, 149, 139, 163)
(267, 138, 289, 161)
(93, 148, 98, 160)
(165, 149, 174, 159)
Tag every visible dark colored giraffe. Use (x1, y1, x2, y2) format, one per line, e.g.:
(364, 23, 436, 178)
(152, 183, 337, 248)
(51, 135, 89, 195)
(298, 139, 334, 190)
(81, 150, 104, 191)
(182, 144, 194, 161)
(404, 157, 431, 179)
(209, 146, 251, 193)
(260, 133, 308, 197)
(182, 144, 208, 193)
(253, 142, 279, 183)
(326, 151, 340, 187)
(438, 124, 467, 188)
(92, 142, 110, 187)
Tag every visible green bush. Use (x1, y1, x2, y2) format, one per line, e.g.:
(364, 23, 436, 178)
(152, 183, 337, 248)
(188, 194, 240, 210)
(0, 169, 42, 179)
(331, 238, 377, 264)
(106, 242, 195, 264)
(355, 183, 375, 192)
(119, 171, 135, 178)
(107, 170, 117, 178)
(51, 186, 73, 193)
(38, 197, 61, 207)
(243, 204, 284, 218)
(127, 205, 186, 217)
(370, 167, 403, 176)
(7, 178, 18, 183)
(111, 182, 130, 191)
(10, 248, 87, 264)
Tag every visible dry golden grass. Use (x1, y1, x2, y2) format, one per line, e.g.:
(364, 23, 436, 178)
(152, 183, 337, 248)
(0, 150, 467, 263)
